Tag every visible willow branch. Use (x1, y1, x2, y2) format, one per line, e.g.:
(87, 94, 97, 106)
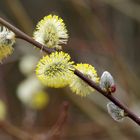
(0, 17, 140, 125)
(51, 101, 69, 132)
(0, 121, 32, 140)
(0, 102, 69, 140)
(32, 102, 69, 140)
(0, 17, 55, 54)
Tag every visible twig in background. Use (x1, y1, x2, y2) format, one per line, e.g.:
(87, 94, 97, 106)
(31, 101, 69, 140)
(0, 101, 69, 140)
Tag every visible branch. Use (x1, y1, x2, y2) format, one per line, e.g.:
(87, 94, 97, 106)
(0, 17, 140, 125)
(101, 0, 140, 23)
(0, 121, 32, 140)
(51, 101, 69, 132)
(0, 17, 55, 54)
(0, 102, 69, 140)
(74, 69, 140, 125)
(35, 101, 69, 140)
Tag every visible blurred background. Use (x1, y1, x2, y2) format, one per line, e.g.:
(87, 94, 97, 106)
(0, 0, 140, 139)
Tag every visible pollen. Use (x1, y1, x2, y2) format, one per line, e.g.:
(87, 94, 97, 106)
(69, 63, 99, 97)
(36, 51, 74, 88)
(33, 14, 68, 50)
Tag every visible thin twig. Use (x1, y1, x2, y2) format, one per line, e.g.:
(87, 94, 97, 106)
(34, 101, 69, 140)
(0, 121, 32, 140)
(0, 17, 140, 125)
(0, 17, 55, 54)
(101, 0, 140, 23)
(74, 69, 140, 125)
(51, 101, 69, 132)
(0, 102, 69, 140)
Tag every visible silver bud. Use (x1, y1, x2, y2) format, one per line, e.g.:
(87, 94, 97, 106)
(100, 71, 116, 93)
(107, 102, 125, 122)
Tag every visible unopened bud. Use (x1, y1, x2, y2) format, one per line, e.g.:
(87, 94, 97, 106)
(107, 102, 125, 122)
(100, 71, 116, 93)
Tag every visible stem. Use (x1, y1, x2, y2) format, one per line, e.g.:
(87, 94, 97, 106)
(74, 69, 140, 125)
(0, 17, 140, 125)
(42, 101, 69, 139)
(0, 121, 32, 140)
(0, 17, 55, 54)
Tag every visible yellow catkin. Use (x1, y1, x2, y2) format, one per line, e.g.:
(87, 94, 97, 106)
(0, 100, 7, 120)
(31, 91, 49, 110)
(0, 26, 15, 62)
(69, 63, 99, 97)
(36, 51, 74, 88)
(33, 14, 68, 50)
